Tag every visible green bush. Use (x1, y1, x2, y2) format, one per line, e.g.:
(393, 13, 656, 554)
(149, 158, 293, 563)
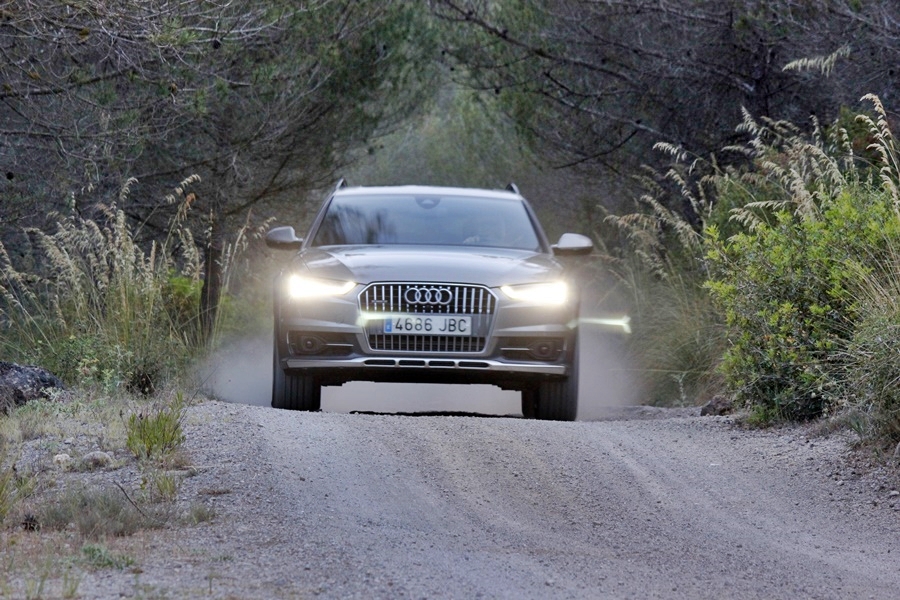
(704, 99, 900, 424)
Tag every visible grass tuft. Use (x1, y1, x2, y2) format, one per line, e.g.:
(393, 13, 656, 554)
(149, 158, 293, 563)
(125, 392, 187, 463)
(0, 177, 204, 391)
(81, 544, 135, 570)
(38, 485, 165, 539)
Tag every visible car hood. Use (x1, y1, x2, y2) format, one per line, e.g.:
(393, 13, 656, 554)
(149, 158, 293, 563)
(294, 246, 563, 287)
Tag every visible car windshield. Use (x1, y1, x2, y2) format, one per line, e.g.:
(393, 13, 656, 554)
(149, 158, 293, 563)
(310, 194, 542, 251)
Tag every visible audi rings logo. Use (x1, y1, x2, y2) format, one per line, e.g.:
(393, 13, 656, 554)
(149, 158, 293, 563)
(404, 286, 453, 306)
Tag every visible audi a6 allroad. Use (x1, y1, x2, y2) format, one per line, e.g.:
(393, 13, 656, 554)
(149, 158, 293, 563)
(265, 182, 593, 420)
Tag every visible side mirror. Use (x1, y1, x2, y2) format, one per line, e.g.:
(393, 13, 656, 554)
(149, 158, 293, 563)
(552, 233, 593, 256)
(265, 226, 303, 251)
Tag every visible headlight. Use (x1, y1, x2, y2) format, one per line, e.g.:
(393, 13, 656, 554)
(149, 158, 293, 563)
(501, 281, 568, 305)
(287, 275, 355, 299)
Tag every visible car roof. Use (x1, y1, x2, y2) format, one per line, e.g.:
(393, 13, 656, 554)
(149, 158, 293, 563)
(332, 185, 524, 201)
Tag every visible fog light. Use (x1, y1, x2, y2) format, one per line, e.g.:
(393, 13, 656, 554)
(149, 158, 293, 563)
(528, 339, 561, 360)
(290, 334, 326, 355)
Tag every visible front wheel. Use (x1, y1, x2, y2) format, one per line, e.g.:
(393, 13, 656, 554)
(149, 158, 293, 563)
(272, 328, 321, 411)
(521, 334, 579, 421)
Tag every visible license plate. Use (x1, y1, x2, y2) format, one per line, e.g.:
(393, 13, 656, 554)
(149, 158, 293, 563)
(383, 315, 472, 336)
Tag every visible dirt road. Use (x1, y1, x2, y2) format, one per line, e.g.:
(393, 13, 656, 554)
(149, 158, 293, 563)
(76, 401, 898, 599)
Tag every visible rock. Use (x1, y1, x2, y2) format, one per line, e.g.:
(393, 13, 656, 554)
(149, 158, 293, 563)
(701, 395, 733, 417)
(54, 453, 73, 469)
(81, 451, 113, 470)
(0, 361, 65, 412)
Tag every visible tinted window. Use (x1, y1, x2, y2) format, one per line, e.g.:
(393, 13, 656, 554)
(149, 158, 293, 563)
(311, 195, 542, 251)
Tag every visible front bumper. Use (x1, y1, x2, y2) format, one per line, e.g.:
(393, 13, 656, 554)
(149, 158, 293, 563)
(276, 281, 577, 388)
(284, 355, 566, 375)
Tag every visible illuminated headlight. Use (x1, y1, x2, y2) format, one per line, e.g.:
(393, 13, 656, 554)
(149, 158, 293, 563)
(287, 275, 355, 299)
(501, 281, 568, 305)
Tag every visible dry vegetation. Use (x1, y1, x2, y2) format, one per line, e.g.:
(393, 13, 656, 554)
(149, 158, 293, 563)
(0, 389, 214, 599)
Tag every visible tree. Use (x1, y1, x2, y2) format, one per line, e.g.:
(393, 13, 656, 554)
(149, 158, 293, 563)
(431, 0, 900, 210)
(1, 0, 439, 341)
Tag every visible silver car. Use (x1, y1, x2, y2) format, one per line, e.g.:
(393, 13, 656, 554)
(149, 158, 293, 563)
(265, 182, 593, 420)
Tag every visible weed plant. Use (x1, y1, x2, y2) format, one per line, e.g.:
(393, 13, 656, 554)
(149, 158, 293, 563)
(81, 544, 135, 570)
(602, 144, 727, 405)
(838, 244, 900, 443)
(0, 444, 19, 524)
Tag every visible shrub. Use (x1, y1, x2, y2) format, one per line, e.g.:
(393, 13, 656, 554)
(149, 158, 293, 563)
(602, 143, 727, 405)
(839, 245, 900, 445)
(705, 98, 900, 424)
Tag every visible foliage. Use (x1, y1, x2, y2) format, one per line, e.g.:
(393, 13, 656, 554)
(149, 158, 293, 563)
(623, 269, 725, 406)
(350, 86, 532, 189)
(838, 241, 900, 444)
(600, 144, 727, 405)
(433, 0, 900, 199)
(0, 444, 22, 525)
(705, 98, 900, 432)
(1, 1, 439, 202)
(706, 190, 896, 419)
(604, 92, 900, 444)
(81, 544, 135, 571)
(1, 0, 441, 343)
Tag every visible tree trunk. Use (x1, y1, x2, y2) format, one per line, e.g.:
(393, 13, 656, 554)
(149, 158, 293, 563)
(200, 215, 224, 346)
(200, 185, 228, 346)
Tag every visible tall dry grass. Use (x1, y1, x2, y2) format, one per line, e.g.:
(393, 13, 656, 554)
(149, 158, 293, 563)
(0, 177, 204, 391)
(601, 143, 726, 405)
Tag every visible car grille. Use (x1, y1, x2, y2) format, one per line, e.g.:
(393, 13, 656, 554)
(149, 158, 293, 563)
(360, 283, 496, 353)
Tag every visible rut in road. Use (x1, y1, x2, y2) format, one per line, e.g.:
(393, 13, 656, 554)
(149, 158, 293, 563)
(243, 408, 898, 599)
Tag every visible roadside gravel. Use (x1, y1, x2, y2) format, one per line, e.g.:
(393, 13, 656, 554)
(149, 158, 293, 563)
(51, 400, 900, 599)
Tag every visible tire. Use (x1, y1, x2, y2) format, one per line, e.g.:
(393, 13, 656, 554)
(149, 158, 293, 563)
(272, 323, 321, 411)
(521, 389, 538, 419)
(523, 332, 579, 421)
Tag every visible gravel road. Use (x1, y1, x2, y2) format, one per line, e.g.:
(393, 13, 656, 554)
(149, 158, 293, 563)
(73, 399, 899, 599)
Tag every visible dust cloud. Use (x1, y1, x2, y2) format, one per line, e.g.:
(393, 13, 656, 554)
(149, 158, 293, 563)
(201, 319, 638, 419)
(198, 334, 272, 407)
(574, 323, 639, 420)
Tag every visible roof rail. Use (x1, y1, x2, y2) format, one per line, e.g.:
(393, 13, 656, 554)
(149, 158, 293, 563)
(335, 178, 347, 191)
(506, 182, 520, 194)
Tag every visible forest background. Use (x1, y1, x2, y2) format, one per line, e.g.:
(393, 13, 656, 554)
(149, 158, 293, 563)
(3, 0, 900, 447)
